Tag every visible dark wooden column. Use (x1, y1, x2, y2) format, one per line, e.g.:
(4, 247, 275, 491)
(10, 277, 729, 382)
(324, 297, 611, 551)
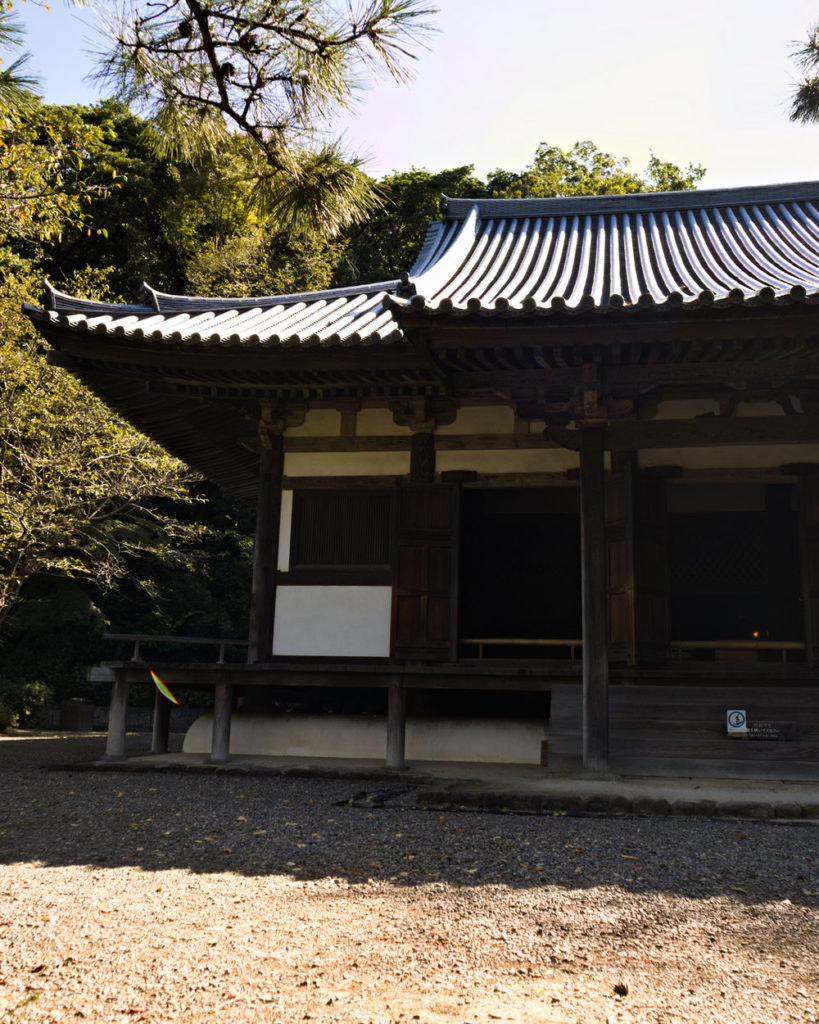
(580, 426, 609, 772)
(795, 468, 819, 667)
(247, 435, 284, 664)
(607, 456, 671, 666)
(410, 431, 435, 483)
(386, 677, 407, 769)
(151, 689, 171, 754)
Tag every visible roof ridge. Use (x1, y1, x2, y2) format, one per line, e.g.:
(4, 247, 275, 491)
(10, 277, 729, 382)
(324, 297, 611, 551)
(150, 278, 402, 313)
(441, 180, 819, 219)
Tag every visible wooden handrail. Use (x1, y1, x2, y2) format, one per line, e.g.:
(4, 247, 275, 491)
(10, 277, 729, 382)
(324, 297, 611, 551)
(461, 638, 582, 660)
(461, 637, 806, 663)
(103, 632, 249, 664)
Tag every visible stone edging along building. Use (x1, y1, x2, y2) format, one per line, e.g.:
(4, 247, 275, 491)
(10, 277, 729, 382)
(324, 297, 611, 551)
(25, 181, 819, 778)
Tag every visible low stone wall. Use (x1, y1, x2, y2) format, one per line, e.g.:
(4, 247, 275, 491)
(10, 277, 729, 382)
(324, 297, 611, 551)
(42, 703, 201, 734)
(183, 713, 547, 765)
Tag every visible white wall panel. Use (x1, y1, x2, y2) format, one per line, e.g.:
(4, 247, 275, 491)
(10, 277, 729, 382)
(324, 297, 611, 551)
(435, 448, 579, 474)
(284, 451, 410, 476)
(436, 405, 515, 435)
(272, 585, 392, 656)
(285, 409, 341, 436)
(639, 444, 819, 469)
(276, 490, 293, 572)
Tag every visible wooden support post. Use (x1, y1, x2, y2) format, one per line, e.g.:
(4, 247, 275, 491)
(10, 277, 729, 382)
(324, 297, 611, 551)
(248, 436, 284, 664)
(104, 674, 129, 762)
(410, 432, 435, 483)
(386, 678, 407, 770)
(580, 426, 609, 772)
(151, 689, 171, 755)
(209, 679, 233, 763)
(795, 470, 819, 668)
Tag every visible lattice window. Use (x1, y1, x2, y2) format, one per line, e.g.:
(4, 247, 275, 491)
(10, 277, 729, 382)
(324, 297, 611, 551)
(291, 490, 392, 570)
(669, 513, 767, 593)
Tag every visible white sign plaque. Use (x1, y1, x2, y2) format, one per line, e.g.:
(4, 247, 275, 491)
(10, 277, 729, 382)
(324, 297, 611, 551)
(726, 709, 748, 734)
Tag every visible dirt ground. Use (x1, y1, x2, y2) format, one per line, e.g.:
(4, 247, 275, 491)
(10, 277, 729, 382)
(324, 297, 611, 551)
(1, 733, 818, 1024)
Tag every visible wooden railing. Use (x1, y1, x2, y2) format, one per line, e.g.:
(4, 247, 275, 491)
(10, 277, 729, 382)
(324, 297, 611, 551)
(461, 638, 583, 660)
(670, 640, 806, 664)
(103, 632, 249, 664)
(461, 637, 806, 664)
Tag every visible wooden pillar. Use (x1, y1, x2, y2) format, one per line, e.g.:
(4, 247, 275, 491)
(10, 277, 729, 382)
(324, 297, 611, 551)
(410, 431, 435, 483)
(580, 426, 609, 772)
(386, 678, 407, 769)
(209, 679, 233, 763)
(151, 689, 171, 755)
(247, 435, 284, 664)
(796, 469, 819, 667)
(104, 674, 129, 762)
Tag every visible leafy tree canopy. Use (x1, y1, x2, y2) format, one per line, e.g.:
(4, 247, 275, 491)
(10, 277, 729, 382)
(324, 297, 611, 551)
(790, 22, 819, 124)
(89, 0, 436, 234)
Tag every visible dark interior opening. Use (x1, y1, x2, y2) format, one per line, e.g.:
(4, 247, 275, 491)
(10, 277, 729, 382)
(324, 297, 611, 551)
(458, 487, 582, 658)
(668, 483, 804, 650)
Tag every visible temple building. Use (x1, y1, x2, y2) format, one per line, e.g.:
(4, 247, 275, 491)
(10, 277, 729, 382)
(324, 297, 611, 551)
(25, 180, 819, 778)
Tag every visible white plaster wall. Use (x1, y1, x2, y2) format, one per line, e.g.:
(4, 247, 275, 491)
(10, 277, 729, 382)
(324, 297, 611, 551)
(276, 490, 293, 571)
(183, 714, 546, 764)
(283, 451, 410, 476)
(435, 448, 580, 474)
(734, 401, 786, 418)
(653, 399, 720, 420)
(285, 409, 341, 436)
(436, 406, 515, 435)
(272, 585, 392, 657)
(638, 444, 819, 470)
(355, 408, 412, 436)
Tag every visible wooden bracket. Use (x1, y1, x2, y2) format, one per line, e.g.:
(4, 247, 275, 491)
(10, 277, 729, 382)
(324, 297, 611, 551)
(388, 396, 458, 432)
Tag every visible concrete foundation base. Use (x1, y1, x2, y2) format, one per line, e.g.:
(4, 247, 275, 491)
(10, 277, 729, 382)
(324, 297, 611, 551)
(182, 713, 547, 765)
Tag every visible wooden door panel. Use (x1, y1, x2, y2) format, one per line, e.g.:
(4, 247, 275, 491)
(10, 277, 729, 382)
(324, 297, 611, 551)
(427, 597, 453, 643)
(397, 544, 425, 593)
(392, 484, 459, 661)
(427, 545, 453, 592)
(394, 595, 422, 647)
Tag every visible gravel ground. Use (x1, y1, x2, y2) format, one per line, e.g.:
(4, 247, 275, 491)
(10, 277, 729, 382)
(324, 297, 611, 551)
(1, 732, 818, 1024)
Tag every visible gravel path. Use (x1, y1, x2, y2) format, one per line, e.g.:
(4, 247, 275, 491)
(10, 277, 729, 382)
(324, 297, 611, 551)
(1, 733, 818, 1023)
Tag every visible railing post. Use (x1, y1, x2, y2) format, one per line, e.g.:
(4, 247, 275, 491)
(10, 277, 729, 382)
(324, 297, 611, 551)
(151, 688, 171, 755)
(209, 677, 233, 763)
(105, 671, 129, 762)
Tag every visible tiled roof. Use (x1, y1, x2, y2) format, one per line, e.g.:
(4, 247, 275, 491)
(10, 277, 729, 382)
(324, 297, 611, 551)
(23, 181, 819, 347)
(397, 180, 819, 316)
(28, 279, 407, 348)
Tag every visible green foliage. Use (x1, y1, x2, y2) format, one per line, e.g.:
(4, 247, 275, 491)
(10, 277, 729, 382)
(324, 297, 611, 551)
(790, 22, 819, 123)
(0, 267, 191, 630)
(485, 140, 705, 199)
(90, 0, 436, 234)
(0, 677, 53, 728)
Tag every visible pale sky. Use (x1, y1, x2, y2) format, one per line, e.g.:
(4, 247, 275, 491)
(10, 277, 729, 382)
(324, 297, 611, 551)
(13, 0, 819, 188)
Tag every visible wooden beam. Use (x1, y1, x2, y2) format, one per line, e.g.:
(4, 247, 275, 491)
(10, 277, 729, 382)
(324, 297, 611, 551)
(550, 416, 819, 451)
(247, 437, 284, 663)
(580, 427, 609, 772)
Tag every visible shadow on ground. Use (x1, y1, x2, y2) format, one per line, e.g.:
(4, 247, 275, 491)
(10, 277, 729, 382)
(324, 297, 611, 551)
(1, 733, 816, 903)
